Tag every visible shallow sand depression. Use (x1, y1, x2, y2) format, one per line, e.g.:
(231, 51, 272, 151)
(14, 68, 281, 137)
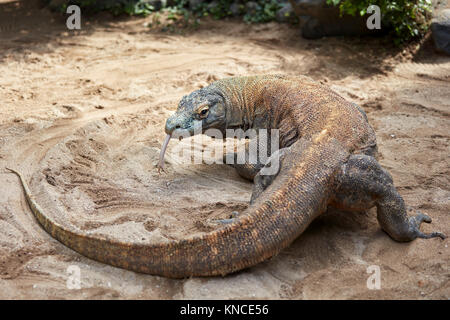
(32, 114, 250, 243)
(0, 0, 448, 299)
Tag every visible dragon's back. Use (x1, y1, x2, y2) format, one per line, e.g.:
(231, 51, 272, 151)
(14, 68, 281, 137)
(213, 74, 377, 154)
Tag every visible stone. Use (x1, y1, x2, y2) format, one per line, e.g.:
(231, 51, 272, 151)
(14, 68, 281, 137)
(245, 1, 261, 16)
(276, 2, 296, 23)
(189, 0, 203, 10)
(431, 9, 450, 55)
(207, 1, 219, 12)
(229, 2, 242, 17)
(288, 0, 385, 39)
(162, 0, 177, 7)
(147, 0, 163, 11)
(48, 0, 68, 10)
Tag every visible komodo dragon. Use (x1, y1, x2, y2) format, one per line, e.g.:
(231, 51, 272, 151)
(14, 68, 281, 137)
(7, 74, 445, 278)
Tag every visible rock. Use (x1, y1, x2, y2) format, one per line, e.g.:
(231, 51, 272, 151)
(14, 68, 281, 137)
(162, 0, 176, 7)
(47, 0, 68, 10)
(229, 2, 242, 17)
(431, 9, 450, 55)
(276, 2, 296, 23)
(301, 16, 323, 39)
(207, 1, 219, 12)
(189, 0, 203, 10)
(288, 0, 386, 39)
(245, 1, 261, 15)
(292, 0, 324, 7)
(147, 0, 162, 11)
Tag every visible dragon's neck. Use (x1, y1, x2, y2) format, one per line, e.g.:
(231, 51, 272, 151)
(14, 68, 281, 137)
(215, 76, 296, 148)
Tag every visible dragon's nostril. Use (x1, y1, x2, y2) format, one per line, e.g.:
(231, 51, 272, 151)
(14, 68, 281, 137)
(165, 118, 183, 134)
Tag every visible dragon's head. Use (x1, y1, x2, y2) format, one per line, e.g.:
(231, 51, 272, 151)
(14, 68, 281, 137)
(164, 87, 227, 136)
(157, 87, 228, 171)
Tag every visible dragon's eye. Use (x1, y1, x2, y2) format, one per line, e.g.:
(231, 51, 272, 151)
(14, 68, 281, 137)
(198, 106, 209, 118)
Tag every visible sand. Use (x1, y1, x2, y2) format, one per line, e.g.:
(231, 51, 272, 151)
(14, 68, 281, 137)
(0, 0, 448, 299)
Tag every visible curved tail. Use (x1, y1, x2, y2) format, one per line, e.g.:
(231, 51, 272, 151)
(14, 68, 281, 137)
(5, 138, 346, 278)
(5, 167, 291, 277)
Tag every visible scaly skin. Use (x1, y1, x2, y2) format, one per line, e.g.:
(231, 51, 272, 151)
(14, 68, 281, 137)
(7, 75, 445, 278)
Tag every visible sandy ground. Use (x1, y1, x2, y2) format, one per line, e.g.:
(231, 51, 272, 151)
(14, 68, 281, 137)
(0, 0, 449, 299)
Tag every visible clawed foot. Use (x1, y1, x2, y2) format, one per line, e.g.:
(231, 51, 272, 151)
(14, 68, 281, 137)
(410, 211, 446, 240)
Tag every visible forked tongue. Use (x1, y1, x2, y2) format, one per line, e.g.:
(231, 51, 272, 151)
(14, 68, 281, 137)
(158, 134, 171, 173)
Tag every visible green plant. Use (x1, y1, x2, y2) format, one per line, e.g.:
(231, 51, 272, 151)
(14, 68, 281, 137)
(243, 0, 283, 23)
(54, 0, 156, 16)
(47, 1, 296, 30)
(151, 0, 290, 32)
(326, 0, 433, 43)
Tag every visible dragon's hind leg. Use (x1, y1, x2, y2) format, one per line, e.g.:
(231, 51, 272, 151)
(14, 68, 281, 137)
(331, 154, 446, 241)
